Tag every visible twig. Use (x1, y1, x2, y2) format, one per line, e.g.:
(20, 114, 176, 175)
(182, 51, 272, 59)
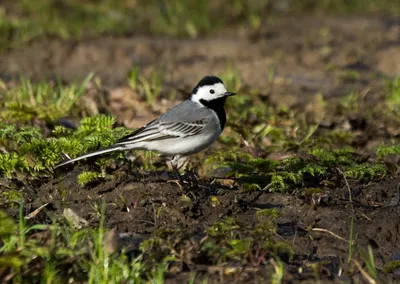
(312, 228, 349, 243)
(25, 203, 49, 220)
(262, 182, 274, 191)
(338, 168, 355, 213)
(240, 135, 258, 158)
(353, 260, 377, 284)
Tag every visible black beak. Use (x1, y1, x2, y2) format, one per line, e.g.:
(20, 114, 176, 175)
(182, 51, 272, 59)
(224, 92, 236, 97)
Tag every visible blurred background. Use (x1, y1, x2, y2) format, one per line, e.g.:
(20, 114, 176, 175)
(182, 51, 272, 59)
(1, 0, 399, 50)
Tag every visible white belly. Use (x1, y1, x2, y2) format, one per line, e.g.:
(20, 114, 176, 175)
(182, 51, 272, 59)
(130, 128, 221, 157)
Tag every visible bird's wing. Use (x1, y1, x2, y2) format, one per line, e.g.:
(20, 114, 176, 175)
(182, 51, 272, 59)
(116, 100, 211, 145)
(116, 120, 206, 145)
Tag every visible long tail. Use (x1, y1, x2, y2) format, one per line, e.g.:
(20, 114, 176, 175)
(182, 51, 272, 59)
(54, 146, 123, 169)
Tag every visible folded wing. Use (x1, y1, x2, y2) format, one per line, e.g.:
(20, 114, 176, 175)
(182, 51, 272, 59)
(115, 119, 206, 146)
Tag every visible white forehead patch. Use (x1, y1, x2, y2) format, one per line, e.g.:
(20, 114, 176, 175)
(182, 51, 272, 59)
(191, 83, 227, 104)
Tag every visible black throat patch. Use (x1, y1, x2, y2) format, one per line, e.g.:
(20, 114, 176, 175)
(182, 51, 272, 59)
(199, 97, 227, 130)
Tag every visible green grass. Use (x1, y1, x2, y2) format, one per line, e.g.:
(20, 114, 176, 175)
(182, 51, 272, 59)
(0, 73, 93, 123)
(0, 204, 151, 283)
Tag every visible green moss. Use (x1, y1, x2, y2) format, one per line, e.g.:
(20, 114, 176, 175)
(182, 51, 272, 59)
(302, 187, 325, 196)
(0, 210, 17, 235)
(383, 260, 400, 273)
(269, 171, 302, 192)
(345, 163, 387, 180)
(0, 152, 29, 178)
(77, 171, 103, 186)
(243, 183, 262, 191)
(2, 190, 24, 206)
(0, 114, 131, 178)
(376, 145, 400, 157)
(256, 208, 280, 220)
(339, 91, 361, 112)
(308, 147, 354, 166)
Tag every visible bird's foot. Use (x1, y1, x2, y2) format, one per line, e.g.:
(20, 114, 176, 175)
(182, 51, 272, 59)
(167, 179, 186, 189)
(183, 171, 199, 184)
(167, 177, 198, 190)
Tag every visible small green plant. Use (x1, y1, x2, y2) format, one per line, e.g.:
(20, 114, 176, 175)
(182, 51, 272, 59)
(128, 64, 140, 90)
(339, 91, 361, 112)
(203, 216, 293, 266)
(270, 258, 284, 284)
(127, 68, 164, 106)
(387, 77, 400, 112)
(0, 73, 93, 123)
(339, 70, 360, 82)
(361, 246, 377, 281)
(347, 218, 356, 264)
(221, 63, 243, 92)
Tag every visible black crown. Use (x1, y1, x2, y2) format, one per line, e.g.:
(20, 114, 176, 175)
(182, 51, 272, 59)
(192, 76, 223, 94)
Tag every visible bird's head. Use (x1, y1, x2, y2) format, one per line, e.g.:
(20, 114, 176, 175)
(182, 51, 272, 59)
(190, 76, 235, 105)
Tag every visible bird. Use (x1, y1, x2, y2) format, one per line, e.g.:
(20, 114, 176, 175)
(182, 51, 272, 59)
(55, 75, 236, 184)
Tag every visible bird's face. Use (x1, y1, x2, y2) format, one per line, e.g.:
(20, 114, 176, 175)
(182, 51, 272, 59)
(191, 76, 235, 104)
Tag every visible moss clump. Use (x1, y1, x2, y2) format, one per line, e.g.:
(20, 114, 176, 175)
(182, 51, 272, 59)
(345, 163, 387, 180)
(384, 260, 400, 273)
(2, 190, 24, 207)
(0, 114, 131, 178)
(0, 210, 17, 235)
(77, 171, 103, 186)
(376, 145, 400, 157)
(0, 153, 29, 179)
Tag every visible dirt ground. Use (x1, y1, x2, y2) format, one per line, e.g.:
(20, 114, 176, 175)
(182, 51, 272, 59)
(1, 16, 400, 283)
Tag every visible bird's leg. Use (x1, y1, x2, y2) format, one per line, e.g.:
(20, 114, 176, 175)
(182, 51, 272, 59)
(171, 156, 185, 186)
(173, 165, 185, 185)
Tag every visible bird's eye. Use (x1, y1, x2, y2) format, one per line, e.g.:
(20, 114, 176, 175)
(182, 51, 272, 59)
(210, 89, 215, 94)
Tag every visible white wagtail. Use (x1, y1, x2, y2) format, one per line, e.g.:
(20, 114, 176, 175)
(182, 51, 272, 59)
(55, 75, 236, 183)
